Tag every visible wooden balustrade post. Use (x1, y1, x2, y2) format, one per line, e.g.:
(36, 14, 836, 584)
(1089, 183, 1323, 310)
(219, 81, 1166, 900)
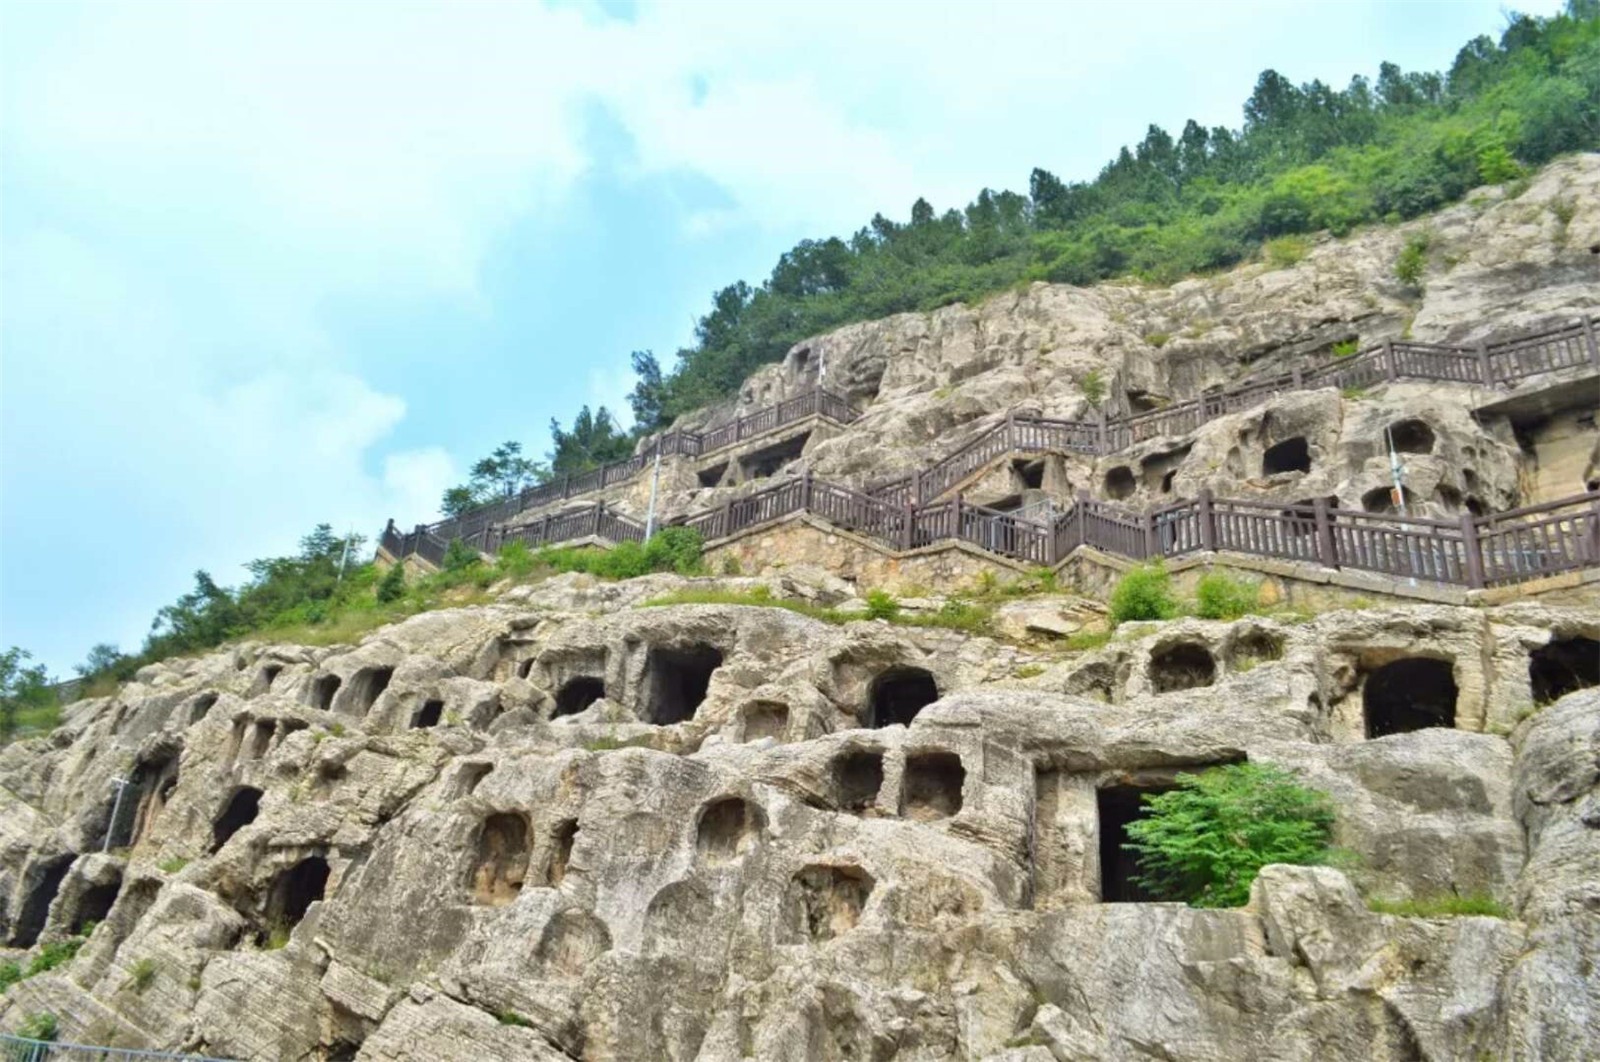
(562, 474, 572, 499)
(1475, 342, 1493, 386)
(1142, 509, 1159, 559)
(901, 504, 915, 550)
(1096, 409, 1108, 455)
(953, 494, 963, 541)
(720, 498, 733, 539)
(1584, 316, 1600, 370)
(1459, 512, 1486, 589)
(1197, 488, 1216, 552)
(593, 502, 604, 538)
(800, 471, 813, 512)
(1382, 339, 1398, 381)
(1312, 497, 1337, 570)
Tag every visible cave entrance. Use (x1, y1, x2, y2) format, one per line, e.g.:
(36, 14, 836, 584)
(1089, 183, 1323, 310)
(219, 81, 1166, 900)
(1261, 437, 1311, 475)
(1529, 636, 1600, 705)
(1149, 643, 1216, 694)
(866, 667, 939, 728)
(696, 797, 764, 862)
(1097, 784, 1174, 903)
(1361, 485, 1417, 515)
(265, 856, 330, 932)
(348, 667, 394, 716)
(1013, 458, 1045, 490)
(901, 751, 964, 821)
(309, 674, 342, 712)
(1363, 657, 1457, 738)
(697, 461, 729, 489)
(9, 855, 75, 947)
(553, 677, 606, 719)
(785, 864, 874, 942)
(469, 813, 530, 906)
(68, 876, 122, 935)
(412, 699, 444, 729)
(830, 749, 884, 813)
(740, 432, 811, 481)
(643, 645, 723, 725)
(1388, 419, 1436, 455)
(112, 753, 179, 850)
(188, 692, 219, 725)
(741, 701, 789, 742)
(1104, 466, 1136, 500)
(211, 786, 263, 853)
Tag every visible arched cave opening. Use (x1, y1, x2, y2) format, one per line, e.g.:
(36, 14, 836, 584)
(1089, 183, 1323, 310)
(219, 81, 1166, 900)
(741, 701, 789, 742)
(1388, 419, 1436, 455)
(1104, 466, 1136, 500)
(644, 645, 723, 725)
(309, 674, 342, 712)
(1149, 643, 1216, 694)
(1364, 657, 1457, 738)
(9, 854, 76, 947)
(553, 677, 606, 719)
(1361, 485, 1417, 515)
(1097, 784, 1174, 903)
(1529, 636, 1600, 705)
(696, 797, 764, 862)
(469, 813, 530, 906)
(211, 786, 263, 853)
(1261, 437, 1312, 476)
(785, 864, 874, 942)
(866, 667, 939, 728)
(830, 749, 885, 813)
(265, 856, 330, 933)
(256, 665, 282, 692)
(188, 692, 219, 725)
(348, 667, 394, 715)
(68, 876, 122, 935)
(901, 751, 965, 821)
(412, 699, 444, 729)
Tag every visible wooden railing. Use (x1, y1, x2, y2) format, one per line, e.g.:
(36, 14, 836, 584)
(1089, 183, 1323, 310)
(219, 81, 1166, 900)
(386, 314, 1599, 589)
(880, 316, 1598, 505)
(419, 386, 859, 540)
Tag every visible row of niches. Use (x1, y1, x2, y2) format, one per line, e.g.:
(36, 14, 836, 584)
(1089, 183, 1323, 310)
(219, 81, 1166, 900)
(1065, 631, 1599, 740)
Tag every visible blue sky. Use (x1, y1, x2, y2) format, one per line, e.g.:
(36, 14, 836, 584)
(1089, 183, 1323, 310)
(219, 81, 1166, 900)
(0, 0, 1561, 675)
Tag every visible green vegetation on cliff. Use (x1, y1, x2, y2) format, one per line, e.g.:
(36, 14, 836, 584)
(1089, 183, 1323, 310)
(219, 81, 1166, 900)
(621, 3, 1597, 429)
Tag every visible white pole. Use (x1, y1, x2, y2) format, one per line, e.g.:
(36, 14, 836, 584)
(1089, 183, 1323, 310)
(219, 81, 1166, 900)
(644, 447, 662, 540)
(336, 528, 355, 582)
(103, 777, 130, 851)
(1387, 425, 1419, 584)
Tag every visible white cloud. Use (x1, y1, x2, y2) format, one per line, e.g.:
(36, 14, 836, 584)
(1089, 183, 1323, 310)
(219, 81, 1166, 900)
(383, 449, 460, 526)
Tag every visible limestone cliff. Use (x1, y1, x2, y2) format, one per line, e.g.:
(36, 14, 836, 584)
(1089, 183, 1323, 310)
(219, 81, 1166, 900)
(5, 156, 1600, 1062)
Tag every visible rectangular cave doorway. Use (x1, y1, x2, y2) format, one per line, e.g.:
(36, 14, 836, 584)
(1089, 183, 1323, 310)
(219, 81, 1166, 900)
(738, 431, 810, 482)
(1096, 782, 1176, 903)
(643, 644, 724, 725)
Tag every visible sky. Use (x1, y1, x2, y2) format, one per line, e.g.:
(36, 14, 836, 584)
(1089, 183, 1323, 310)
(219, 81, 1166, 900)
(0, 0, 1563, 676)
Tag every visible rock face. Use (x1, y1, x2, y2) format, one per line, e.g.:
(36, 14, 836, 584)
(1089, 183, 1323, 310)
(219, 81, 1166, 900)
(7, 158, 1600, 1061)
(658, 155, 1597, 523)
(2, 572, 1597, 1060)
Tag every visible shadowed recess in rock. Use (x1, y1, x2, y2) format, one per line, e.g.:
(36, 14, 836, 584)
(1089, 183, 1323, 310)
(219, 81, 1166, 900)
(545, 819, 578, 885)
(265, 855, 330, 934)
(901, 751, 965, 821)
(66, 874, 121, 935)
(644, 645, 723, 725)
(696, 797, 765, 863)
(830, 748, 885, 813)
(308, 674, 342, 712)
(866, 666, 939, 728)
(1261, 436, 1311, 475)
(412, 699, 444, 728)
(1364, 657, 1457, 738)
(1097, 784, 1174, 903)
(211, 786, 263, 853)
(1529, 636, 1599, 705)
(1150, 642, 1216, 693)
(553, 677, 606, 719)
(348, 667, 394, 715)
(9, 854, 75, 947)
(741, 701, 788, 742)
(469, 813, 530, 905)
(785, 864, 874, 941)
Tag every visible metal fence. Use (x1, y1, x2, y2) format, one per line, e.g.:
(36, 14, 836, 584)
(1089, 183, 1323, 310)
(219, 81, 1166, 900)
(0, 1035, 234, 1062)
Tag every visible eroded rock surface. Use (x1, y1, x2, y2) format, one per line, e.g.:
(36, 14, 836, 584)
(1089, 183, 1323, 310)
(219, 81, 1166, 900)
(2, 580, 1596, 1060)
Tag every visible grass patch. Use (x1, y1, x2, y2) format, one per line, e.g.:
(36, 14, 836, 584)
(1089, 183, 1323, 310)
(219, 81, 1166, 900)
(1063, 629, 1114, 652)
(1263, 234, 1310, 268)
(1195, 571, 1262, 620)
(1012, 664, 1046, 679)
(157, 856, 190, 874)
(25, 937, 85, 979)
(1367, 893, 1509, 919)
(264, 924, 291, 951)
(1340, 386, 1369, 401)
(1331, 338, 1359, 358)
(1144, 332, 1171, 348)
(127, 957, 158, 994)
(497, 1010, 532, 1028)
(1109, 563, 1179, 625)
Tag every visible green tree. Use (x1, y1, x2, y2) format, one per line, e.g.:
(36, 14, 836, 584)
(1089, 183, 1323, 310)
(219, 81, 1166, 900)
(470, 441, 543, 499)
(1, 647, 55, 740)
(75, 642, 129, 680)
(1124, 763, 1336, 907)
(548, 406, 635, 477)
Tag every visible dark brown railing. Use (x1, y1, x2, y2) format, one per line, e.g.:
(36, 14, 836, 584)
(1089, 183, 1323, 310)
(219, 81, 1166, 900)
(419, 386, 859, 542)
(385, 314, 1600, 590)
